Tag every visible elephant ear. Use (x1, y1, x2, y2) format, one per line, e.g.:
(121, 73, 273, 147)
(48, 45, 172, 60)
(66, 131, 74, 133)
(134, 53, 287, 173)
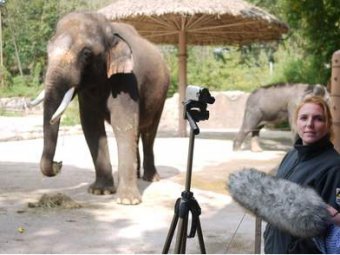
(106, 34, 134, 78)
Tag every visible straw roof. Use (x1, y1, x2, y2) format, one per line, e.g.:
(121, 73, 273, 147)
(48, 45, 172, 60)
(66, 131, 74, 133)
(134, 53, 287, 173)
(98, 0, 289, 45)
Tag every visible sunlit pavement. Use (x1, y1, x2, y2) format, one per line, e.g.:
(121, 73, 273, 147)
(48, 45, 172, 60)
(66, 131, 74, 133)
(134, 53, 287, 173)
(0, 115, 288, 253)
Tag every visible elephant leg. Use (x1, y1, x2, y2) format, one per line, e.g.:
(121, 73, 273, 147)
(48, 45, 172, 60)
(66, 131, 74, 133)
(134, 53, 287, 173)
(108, 96, 141, 205)
(141, 125, 160, 182)
(79, 102, 115, 195)
(233, 111, 262, 151)
(114, 129, 141, 204)
(251, 125, 264, 152)
(233, 130, 248, 151)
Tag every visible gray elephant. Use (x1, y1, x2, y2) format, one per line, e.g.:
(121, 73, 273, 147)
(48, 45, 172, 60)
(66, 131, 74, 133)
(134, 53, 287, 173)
(233, 83, 329, 152)
(31, 12, 170, 205)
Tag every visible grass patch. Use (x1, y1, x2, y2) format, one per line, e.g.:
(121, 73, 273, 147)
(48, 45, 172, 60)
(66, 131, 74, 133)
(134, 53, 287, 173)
(0, 77, 42, 98)
(0, 108, 24, 117)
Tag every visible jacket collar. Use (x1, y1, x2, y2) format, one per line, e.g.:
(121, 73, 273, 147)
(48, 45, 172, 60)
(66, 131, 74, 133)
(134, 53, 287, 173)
(294, 134, 333, 161)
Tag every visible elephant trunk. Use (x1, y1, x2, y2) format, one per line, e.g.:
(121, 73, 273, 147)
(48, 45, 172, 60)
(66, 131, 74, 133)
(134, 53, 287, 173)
(40, 95, 62, 177)
(39, 37, 80, 177)
(40, 85, 74, 177)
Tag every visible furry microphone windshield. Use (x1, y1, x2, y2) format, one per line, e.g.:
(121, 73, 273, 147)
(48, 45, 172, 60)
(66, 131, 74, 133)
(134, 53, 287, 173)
(227, 168, 331, 238)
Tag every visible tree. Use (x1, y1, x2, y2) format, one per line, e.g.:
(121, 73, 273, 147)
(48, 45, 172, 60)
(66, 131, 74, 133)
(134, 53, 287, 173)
(1, 0, 112, 88)
(3, 0, 59, 77)
(284, 0, 340, 83)
(248, 0, 340, 84)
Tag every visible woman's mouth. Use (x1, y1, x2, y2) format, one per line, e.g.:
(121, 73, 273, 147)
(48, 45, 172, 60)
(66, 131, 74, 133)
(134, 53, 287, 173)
(304, 131, 316, 136)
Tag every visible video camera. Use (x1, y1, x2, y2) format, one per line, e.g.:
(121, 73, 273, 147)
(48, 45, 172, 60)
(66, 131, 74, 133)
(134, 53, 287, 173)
(185, 85, 215, 105)
(184, 85, 215, 134)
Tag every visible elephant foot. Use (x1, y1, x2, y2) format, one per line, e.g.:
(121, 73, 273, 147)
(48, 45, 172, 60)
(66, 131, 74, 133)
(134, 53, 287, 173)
(232, 142, 242, 151)
(143, 169, 160, 182)
(251, 137, 263, 152)
(116, 186, 142, 205)
(233, 146, 241, 151)
(88, 179, 115, 195)
(41, 161, 62, 177)
(251, 146, 263, 152)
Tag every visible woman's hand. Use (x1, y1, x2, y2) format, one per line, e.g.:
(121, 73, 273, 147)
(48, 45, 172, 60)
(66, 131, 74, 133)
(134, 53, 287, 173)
(327, 205, 340, 225)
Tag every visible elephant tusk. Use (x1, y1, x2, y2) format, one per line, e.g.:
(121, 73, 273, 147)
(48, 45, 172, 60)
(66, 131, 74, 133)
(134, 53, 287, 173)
(50, 87, 75, 125)
(29, 90, 45, 107)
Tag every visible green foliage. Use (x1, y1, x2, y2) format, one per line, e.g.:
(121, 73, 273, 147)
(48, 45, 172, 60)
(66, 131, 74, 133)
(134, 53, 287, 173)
(0, 0, 339, 101)
(3, 0, 58, 76)
(161, 46, 178, 97)
(0, 65, 13, 87)
(0, 108, 22, 116)
(161, 44, 278, 95)
(248, 0, 340, 85)
(1, 0, 113, 89)
(0, 76, 40, 97)
(283, 0, 340, 84)
(31, 62, 43, 87)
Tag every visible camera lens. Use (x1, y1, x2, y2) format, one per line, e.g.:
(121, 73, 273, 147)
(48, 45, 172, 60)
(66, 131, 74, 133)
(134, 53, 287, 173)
(199, 89, 215, 104)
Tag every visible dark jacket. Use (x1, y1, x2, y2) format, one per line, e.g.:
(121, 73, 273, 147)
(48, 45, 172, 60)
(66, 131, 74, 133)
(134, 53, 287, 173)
(264, 135, 340, 254)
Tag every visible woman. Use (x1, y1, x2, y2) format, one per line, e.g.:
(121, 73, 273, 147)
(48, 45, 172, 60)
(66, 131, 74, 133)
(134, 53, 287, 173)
(264, 95, 340, 253)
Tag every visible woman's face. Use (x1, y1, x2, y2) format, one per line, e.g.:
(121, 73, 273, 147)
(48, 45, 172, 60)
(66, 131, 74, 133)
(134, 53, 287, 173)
(296, 103, 329, 145)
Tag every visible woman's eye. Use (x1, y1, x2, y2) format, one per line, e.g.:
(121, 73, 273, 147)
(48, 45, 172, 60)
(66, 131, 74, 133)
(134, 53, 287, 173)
(314, 116, 325, 122)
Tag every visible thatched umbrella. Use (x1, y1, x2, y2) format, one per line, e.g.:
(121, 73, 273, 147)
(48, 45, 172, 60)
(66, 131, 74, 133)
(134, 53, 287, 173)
(98, 0, 288, 136)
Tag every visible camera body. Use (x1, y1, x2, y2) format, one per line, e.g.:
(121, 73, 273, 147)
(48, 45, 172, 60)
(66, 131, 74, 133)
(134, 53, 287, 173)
(184, 85, 215, 131)
(185, 85, 215, 105)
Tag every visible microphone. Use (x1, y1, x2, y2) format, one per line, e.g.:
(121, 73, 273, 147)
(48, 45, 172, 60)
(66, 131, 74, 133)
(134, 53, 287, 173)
(227, 168, 331, 238)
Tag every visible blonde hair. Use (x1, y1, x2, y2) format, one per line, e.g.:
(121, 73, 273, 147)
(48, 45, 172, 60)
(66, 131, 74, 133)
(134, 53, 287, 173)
(293, 95, 334, 139)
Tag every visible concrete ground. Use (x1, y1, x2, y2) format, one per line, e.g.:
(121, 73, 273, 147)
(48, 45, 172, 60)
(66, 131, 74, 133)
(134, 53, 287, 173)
(0, 115, 290, 253)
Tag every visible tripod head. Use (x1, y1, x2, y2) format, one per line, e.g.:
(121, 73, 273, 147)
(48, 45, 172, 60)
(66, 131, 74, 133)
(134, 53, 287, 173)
(184, 85, 215, 134)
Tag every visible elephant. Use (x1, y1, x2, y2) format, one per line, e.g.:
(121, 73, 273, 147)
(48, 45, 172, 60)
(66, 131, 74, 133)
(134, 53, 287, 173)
(233, 83, 329, 152)
(31, 12, 170, 205)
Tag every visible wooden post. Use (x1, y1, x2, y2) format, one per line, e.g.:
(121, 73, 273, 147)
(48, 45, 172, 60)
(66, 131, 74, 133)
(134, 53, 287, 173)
(177, 29, 187, 137)
(330, 50, 340, 153)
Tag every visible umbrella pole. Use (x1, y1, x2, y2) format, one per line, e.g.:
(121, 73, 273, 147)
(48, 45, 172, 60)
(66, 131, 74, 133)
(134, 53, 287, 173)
(178, 30, 187, 137)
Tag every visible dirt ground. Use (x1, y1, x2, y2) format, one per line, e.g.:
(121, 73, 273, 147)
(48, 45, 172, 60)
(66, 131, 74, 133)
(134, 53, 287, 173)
(0, 115, 291, 254)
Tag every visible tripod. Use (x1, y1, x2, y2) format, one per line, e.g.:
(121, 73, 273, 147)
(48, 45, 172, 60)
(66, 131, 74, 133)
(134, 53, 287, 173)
(162, 101, 208, 254)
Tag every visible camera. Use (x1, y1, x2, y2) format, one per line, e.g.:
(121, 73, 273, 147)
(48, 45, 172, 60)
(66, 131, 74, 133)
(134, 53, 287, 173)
(184, 85, 215, 133)
(185, 85, 215, 104)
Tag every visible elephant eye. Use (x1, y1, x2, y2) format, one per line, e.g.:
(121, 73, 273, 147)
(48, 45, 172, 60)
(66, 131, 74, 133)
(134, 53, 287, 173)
(81, 48, 93, 61)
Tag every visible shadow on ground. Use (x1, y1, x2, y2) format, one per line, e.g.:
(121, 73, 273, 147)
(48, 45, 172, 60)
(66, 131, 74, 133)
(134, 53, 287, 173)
(0, 129, 290, 254)
(0, 161, 260, 253)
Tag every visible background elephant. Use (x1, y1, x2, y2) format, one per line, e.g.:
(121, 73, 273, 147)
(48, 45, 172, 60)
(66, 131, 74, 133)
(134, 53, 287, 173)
(233, 83, 329, 152)
(34, 12, 170, 205)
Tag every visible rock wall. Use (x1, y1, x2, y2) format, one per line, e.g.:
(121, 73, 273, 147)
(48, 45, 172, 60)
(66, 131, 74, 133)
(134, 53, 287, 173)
(0, 91, 250, 133)
(159, 91, 249, 132)
(0, 97, 43, 114)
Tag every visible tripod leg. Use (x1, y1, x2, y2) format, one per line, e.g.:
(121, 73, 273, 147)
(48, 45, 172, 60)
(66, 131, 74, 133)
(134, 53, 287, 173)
(180, 216, 188, 254)
(196, 219, 206, 254)
(174, 216, 188, 254)
(162, 213, 179, 254)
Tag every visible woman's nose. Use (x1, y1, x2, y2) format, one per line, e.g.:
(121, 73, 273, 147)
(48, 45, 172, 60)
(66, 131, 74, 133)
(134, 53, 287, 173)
(306, 118, 314, 127)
